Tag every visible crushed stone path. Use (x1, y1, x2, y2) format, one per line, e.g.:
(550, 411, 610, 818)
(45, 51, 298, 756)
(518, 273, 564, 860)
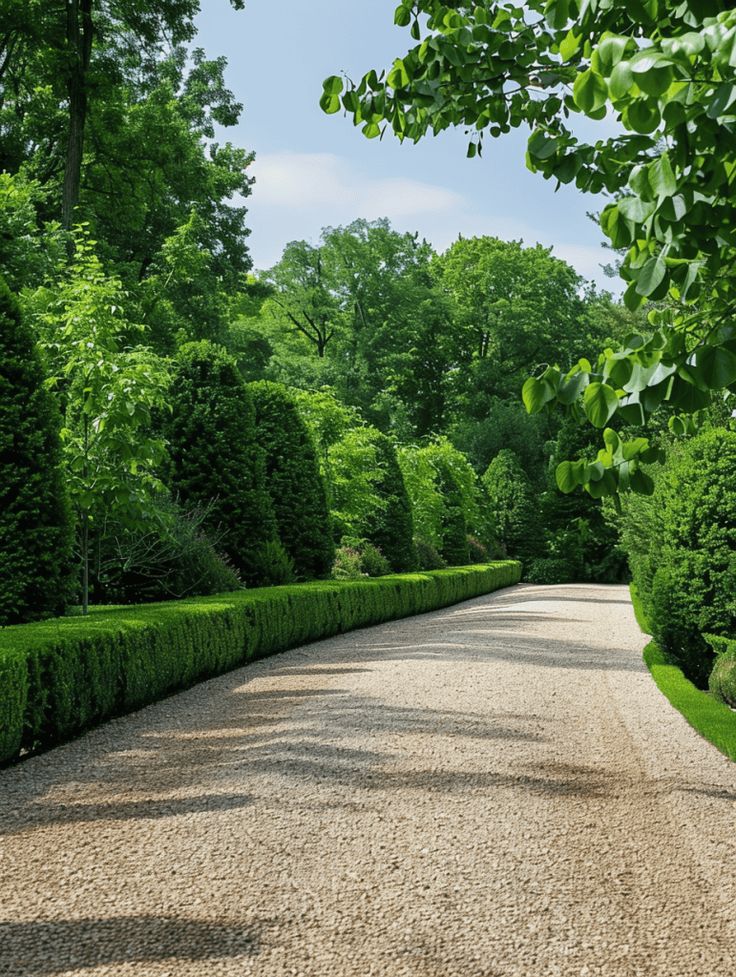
(1, 583, 736, 977)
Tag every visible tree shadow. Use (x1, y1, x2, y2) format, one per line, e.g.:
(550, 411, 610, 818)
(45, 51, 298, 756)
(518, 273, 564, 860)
(0, 915, 260, 976)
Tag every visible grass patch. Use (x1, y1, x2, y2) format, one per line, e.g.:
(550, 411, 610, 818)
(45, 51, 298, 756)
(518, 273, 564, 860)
(0, 562, 520, 765)
(643, 642, 736, 762)
(631, 584, 736, 762)
(629, 581, 651, 635)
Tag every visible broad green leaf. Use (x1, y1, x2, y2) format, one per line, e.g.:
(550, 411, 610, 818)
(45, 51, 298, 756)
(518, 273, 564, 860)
(693, 345, 736, 389)
(583, 382, 619, 428)
(635, 254, 667, 296)
(573, 69, 608, 114)
(648, 154, 677, 199)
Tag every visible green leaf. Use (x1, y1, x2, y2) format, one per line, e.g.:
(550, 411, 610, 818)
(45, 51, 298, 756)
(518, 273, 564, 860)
(583, 382, 619, 428)
(522, 375, 556, 413)
(625, 99, 661, 134)
(323, 75, 344, 96)
(609, 61, 634, 100)
(556, 460, 583, 494)
(573, 69, 608, 114)
(648, 154, 677, 200)
(635, 255, 667, 296)
(693, 345, 736, 389)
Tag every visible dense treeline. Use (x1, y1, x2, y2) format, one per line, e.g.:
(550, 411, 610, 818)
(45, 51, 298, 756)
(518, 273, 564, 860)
(0, 1, 650, 629)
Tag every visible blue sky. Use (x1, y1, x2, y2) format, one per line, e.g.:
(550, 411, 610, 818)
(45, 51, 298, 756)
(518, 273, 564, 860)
(196, 0, 615, 288)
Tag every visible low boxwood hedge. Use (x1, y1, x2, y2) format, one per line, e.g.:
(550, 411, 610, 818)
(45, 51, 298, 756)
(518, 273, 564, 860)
(0, 562, 520, 765)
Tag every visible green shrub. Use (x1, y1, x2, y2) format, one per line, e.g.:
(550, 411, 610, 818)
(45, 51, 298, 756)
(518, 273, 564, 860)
(253, 540, 296, 587)
(0, 561, 522, 764)
(708, 642, 736, 709)
(332, 546, 365, 580)
(250, 381, 334, 579)
(525, 558, 576, 585)
(467, 536, 489, 563)
(415, 538, 446, 571)
(165, 341, 278, 585)
(359, 542, 391, 578)
(482, 449, 540, 562)
(91, 499, 241, 603)
(363, 434, 415, 572)
(0, 279, 72, 625)
(637, 429, 736, 686)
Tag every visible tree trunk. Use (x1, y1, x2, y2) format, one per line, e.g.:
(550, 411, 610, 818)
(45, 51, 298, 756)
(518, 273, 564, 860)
(62, 0, 94, 232)
(81, 511, 89, 615)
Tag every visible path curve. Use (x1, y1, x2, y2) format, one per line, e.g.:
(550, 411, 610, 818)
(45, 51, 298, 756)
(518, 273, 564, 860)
(1, 583, 736, 977)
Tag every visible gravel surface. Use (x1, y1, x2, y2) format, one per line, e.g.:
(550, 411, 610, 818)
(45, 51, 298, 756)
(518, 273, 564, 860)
(1, 583, 736, 977)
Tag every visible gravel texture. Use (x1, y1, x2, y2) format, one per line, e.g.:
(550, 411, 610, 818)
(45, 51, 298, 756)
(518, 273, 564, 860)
(1, 582, 736, 977)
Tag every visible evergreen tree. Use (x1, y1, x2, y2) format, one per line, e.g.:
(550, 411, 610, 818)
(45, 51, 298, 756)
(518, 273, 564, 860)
(0, 280, 72, 624)
(166, 341, 278, 586)
(436, 464, 469, 566)
(482, 449, 540, 562)
(364, 433, 416, 572)
(250, 381, 334, 580)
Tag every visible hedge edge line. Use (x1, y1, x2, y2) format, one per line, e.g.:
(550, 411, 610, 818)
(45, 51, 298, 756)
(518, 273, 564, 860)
(631, 586, 736, 763)
(0, 562, 521, 766)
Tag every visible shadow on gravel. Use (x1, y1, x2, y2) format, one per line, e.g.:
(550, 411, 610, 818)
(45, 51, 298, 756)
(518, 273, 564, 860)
(0, 915, 259, 976)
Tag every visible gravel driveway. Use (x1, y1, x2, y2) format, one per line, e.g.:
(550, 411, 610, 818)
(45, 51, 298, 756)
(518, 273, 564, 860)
(1, 583, 735, 977)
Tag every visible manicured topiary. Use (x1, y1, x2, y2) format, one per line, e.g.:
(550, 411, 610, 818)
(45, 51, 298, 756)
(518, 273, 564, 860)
(166, 341, 278, 586)
(250, 381, 334, 579)
(363, 433, 416, 572)
(645, 429, 736, 687)
(0, 279, 72, 624)
(482, 449, 539, 562)
(436, 464, 469, 566)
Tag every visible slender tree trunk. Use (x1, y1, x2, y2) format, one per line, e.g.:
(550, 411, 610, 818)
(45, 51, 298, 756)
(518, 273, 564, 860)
(62, 0, 94, 232)
(81, 511, 89, 615)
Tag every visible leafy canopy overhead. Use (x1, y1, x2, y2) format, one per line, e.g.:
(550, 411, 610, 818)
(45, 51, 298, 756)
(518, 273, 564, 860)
(325, 1, 736, 500)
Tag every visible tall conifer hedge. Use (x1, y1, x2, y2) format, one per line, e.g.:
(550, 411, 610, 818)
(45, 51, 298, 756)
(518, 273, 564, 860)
(0, 279, 72, 624)
(166, 341, 278, 586)
(364, 433, 416, 572)
(250, 381, 334, 580)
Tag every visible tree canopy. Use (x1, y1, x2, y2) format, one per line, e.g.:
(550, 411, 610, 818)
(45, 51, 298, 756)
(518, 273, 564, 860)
(325, 1, 736, 500)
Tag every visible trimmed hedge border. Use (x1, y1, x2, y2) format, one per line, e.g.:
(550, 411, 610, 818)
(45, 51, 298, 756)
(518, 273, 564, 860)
(0, 562, 520, 765)
(632, 586, 736, 762)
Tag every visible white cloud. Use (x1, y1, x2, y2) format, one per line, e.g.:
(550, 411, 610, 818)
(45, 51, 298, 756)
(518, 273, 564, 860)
(245, 151, 619, 291)
(251, 151, 464, 219)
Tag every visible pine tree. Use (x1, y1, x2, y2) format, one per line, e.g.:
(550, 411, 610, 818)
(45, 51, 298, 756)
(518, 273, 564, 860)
(0, 279, 72, 623)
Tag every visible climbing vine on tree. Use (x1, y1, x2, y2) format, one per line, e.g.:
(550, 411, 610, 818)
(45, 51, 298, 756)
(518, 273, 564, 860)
(325, 1, 736, 500)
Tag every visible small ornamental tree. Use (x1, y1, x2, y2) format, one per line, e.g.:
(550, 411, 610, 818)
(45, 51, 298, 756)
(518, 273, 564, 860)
(482, 449, 540, 562)
(167, 342, 278, 586)
(363, 432, 416, 572)
(0, 279, 72, 624)
(250, 381, 334, 580)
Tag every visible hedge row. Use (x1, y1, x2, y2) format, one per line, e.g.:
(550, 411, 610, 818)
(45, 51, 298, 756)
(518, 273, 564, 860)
(0, 562, 520, 765)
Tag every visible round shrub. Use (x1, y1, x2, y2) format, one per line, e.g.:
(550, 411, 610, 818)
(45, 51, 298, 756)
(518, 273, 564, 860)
(415, 538, 446, 570)
(359, 542, 391, 577)
(363, 433, 415, 572)
(647, 428, 736, 686)
(0, 279, 72, 624)
(250, 381, 334, 580)
(709, 648, 736, 708)
(166, 341, 278, 586)
(332, 546, 366, 580)
(482, 449, 540, 562)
